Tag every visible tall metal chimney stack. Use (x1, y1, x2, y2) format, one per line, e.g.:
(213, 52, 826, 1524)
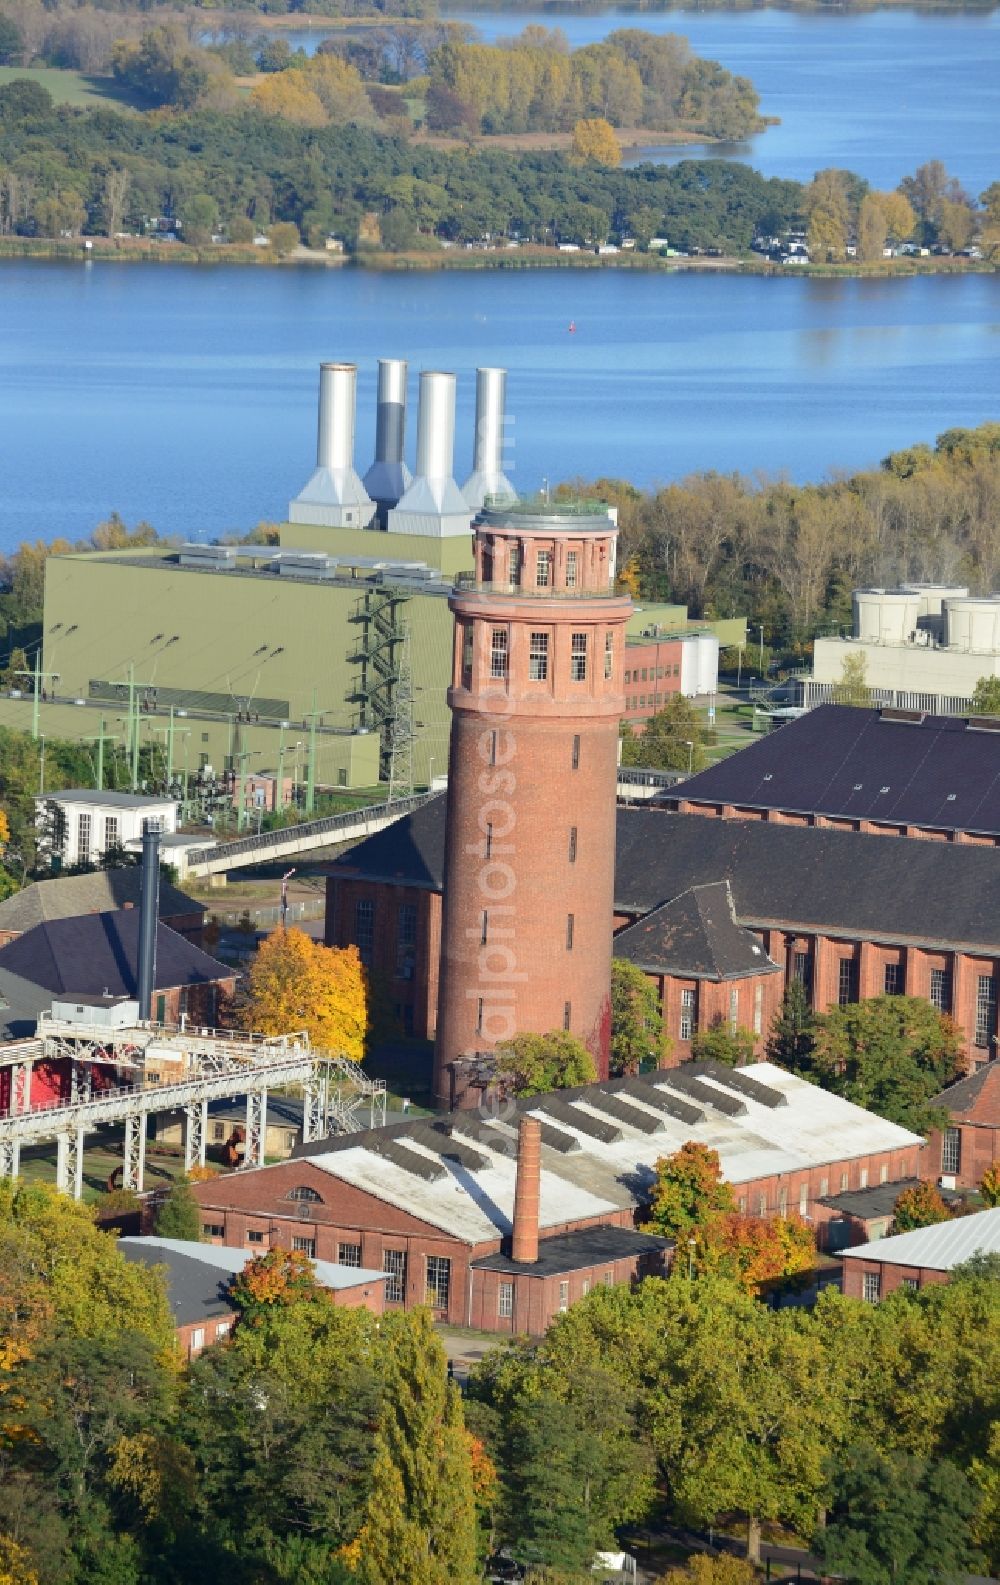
(462, 367, 516, 511)
(136, 818, 161, 1022)
(289, 362, 376, 529)
(387, 371, 472, 540)
(363, 358, 412, 527)
(511, 1116, 541, 1264)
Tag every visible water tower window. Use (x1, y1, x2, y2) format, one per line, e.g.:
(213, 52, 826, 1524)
(604, 633, 614, 680)
(570, 633, 588, 681)
(566, 551, 578, 588)
(536, 550, 551, 588)
(529, 631, 549, 681)
(462, 624, 474, 687)
(509, 543, 522, 585)
(490, 628, 509, 680)
(571, 734, 581, 769)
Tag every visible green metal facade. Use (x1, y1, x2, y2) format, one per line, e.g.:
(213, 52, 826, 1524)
(40, 542, 459, 789)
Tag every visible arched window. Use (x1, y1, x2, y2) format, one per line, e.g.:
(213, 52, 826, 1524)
(287, 1185, 323, 1203)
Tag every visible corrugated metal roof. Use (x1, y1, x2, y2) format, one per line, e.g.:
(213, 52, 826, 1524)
(302, 1065, 922, 1247)
(845, 1207, 1000, 1270)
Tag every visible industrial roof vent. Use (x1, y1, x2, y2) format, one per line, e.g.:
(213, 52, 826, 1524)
(462, 366, 517, 511)
(387, 371, 472, 540)
(289, 362, 376, 531)
(363, 358, 412, 525)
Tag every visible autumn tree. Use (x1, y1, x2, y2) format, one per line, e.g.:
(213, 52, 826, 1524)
(690, 1021, 756, 1068)
(805, 168, 852, 261)
(611, 958, 669, 1075)
(493, 1030, 596, 1096)
(644, 1141, 735, 1241)
(698, 1211, 816, 1295)
(657, 1557, 759, 1585)
(251, 70, 328, 126)
(892, 1180, 952, 1232)
(268, 221, 301, 257)
(979, 1164, 1000, 1207)
(570, 117, 621, 167)
(805, 996, 963, 1134)
(239, 927, 368, 1061)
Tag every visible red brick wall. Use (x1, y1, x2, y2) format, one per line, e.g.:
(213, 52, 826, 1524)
(176, 1311, 236, 1359)
(327, 878, 441, 1041)
(622, 638, 683, 721)
(656, 969, 786, 1064)
(841, 1256, 952, 1300)
(469, 1246, 670, 1335)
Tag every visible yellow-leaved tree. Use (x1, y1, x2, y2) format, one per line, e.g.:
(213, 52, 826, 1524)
(251, 71, 327, 126)
(239, 927, 368, 1061)
(570, 116, 621, 167)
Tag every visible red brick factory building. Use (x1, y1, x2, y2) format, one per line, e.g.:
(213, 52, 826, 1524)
(327, 798, 1000, 1079)
(190, 1060, 924, 1335)
(433, 500, 632, 1106)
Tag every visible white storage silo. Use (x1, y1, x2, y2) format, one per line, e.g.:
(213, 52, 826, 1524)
(944, 596, 1000, 654)
(852, 588, 920, 645)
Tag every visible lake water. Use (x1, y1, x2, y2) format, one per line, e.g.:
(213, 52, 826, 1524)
(272, 6, 1000, 193)
(0, 262, 997, 549)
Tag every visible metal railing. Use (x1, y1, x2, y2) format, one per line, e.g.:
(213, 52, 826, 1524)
(191, 791, 432, 865)
(453, 573, 622, 600)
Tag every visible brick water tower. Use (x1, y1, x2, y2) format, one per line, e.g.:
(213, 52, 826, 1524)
(433, 501, 632, 1108)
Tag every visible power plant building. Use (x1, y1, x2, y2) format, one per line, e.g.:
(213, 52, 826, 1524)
(810, 584, 1000, 714)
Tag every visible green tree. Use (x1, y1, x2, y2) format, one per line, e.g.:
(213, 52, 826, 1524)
(268, 221, 301, 257)
(493, 1031, 596, 1096)
(611, 958, 668, 1075)
(181, 193, 219, 245)
(353, 1310, 478, 1585)
(644, 1140, 735, 1241)
(767, 980, 815, 1071)
(831, 651, 872, 707)
(0, 16, 22, 65)
(806, 996, 963, 1134)
(690, 1021, 756, 1068)
(970, 675, 1000, 716)
(153, 1177, 202, 1242)
(620, 694, 705, 772)
(892, 1180, 952, 1232)
(814, 1445, 983, 1584)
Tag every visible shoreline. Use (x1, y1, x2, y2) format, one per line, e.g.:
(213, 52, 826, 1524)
(0, 236, 992, 277)
(238, 0, 999, 26)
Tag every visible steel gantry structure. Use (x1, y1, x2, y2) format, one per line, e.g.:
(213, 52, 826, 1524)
(0, 1013, 386, 1198)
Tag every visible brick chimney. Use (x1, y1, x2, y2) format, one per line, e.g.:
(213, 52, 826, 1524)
(511, 1116, 541, 1264)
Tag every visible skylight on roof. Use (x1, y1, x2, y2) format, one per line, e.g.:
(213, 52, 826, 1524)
(880, 786, 890, 794)
(947, 793, 957, 801)
(853, 783, 863, 791)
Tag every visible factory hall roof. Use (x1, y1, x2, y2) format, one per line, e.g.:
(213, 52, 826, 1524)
(118, 1236, 385, 1326)
(329, 796, 1000, 955)
(666, 704, 1000, 836)
(0, 911, 231, 1000)
(843, 1206, 1000, 1271)
(933, 1064, 1000, 1125)
(0, 869, 203, 934)
(817, 1177, 961, 1221)
(43, 789, 178, 809)
(613, 881, 782, 981)
(292, 1063, 922, 1247)
(471, 1226, 672, 1277)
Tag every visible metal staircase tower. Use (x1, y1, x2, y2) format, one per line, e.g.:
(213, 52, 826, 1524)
(347, 586, 410, 783)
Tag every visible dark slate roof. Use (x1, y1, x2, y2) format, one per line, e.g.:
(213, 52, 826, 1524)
(0, 910, 231, 999)
(118, 1239, 235, 1327)
(324, 791, 447, 889)
(0, 868, 203, 934)
(818, 1177, 962, 1220)
(470, 1225, 672, 1277)
(665, 704, 1000, 835)
(933, 1064, 1000, 1124)
(0, 968, 56, 1041)
(613, 881, 782, 981)
(331, 799, 1000, 955)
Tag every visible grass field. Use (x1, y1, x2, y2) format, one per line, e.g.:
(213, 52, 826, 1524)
(0, 65, 143, 108)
